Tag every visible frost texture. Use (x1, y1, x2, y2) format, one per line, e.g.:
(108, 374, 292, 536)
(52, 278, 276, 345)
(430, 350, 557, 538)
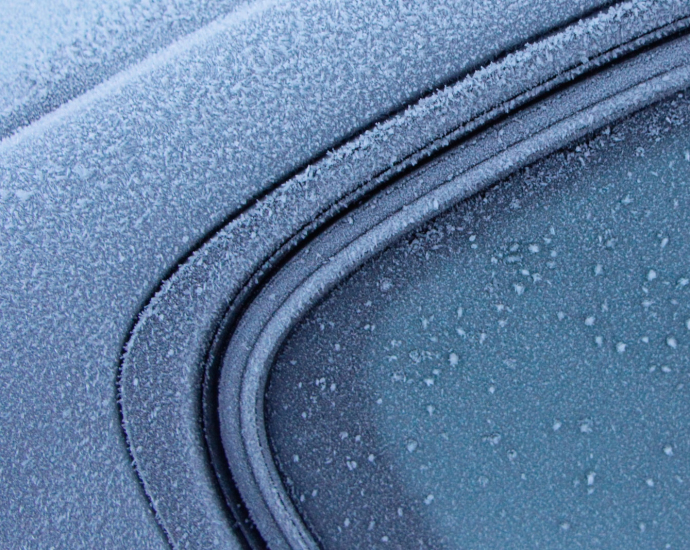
(268, 95, 690, 549)
(0, 0, 247, 139)
(1, 0, 628, 546)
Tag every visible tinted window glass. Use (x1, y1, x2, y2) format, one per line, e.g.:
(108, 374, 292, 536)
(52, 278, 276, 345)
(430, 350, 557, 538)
(266, 93, 690, 549)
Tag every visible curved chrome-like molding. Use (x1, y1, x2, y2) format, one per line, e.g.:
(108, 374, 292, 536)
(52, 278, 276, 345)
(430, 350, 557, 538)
(119, 3, 690, 548)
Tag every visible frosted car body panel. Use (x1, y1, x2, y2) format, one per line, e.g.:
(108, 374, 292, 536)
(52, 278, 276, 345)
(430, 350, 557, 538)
(0, 0, 681, 547)
(0, 0, 246, 139)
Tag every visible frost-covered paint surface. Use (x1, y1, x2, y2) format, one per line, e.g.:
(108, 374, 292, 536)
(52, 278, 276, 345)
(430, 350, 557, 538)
(0, 0, 623, 546)
(268, 94, 690, 549)
(0, 0, 245, 138)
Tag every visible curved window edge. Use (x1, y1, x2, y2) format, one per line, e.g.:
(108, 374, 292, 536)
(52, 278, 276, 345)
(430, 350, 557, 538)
(118, 5, 690, 549)
(217, 33, 690, 549)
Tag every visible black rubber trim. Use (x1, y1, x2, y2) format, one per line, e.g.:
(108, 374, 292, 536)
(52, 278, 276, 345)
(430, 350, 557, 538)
(118, 3, 690, 549)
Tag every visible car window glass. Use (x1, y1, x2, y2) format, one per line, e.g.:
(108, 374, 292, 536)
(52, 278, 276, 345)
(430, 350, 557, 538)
(266, 93, 690, 549)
